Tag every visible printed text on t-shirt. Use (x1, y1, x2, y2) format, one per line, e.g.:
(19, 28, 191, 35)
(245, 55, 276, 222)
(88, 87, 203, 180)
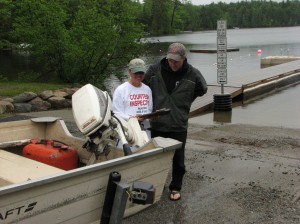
(130, 94, 149, 107)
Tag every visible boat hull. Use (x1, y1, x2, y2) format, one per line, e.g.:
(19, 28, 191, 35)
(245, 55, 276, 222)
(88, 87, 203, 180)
(0, 118, 180, 223)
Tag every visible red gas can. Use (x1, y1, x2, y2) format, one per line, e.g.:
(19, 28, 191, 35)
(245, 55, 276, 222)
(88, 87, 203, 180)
(22, 138, 78, 170)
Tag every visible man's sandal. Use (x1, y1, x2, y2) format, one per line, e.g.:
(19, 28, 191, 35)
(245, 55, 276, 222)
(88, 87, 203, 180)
(169, 191, 181, 201)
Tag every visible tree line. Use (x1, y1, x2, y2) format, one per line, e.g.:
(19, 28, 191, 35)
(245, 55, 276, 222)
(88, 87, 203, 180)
(0, 0, 299, 86)
(138, 0, 300, 34)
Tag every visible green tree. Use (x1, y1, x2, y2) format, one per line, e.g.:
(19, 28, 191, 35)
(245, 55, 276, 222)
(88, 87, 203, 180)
(150, 0, 171, 35)
(12, 0, 144, 87)
(0, 0, 13, 49)
(181, 3, 200, 31)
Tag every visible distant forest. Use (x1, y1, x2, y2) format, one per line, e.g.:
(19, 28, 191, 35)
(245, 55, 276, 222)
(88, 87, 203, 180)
(136, 0, 300, 35)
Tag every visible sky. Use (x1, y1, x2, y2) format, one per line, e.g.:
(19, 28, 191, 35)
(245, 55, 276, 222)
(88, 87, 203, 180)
(190, 0, 285, 5)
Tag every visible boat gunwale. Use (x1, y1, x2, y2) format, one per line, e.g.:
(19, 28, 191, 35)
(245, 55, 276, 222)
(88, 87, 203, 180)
(0, 143, 177, 196)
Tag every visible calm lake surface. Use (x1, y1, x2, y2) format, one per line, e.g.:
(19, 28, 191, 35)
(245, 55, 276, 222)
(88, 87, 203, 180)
(145, 26, 300, 129)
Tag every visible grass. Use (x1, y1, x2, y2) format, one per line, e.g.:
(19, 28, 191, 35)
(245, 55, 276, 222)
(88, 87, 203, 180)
(0, 81, 72, 97)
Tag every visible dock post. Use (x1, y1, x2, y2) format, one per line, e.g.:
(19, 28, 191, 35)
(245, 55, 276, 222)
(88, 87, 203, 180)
(216, 19, 231, 111)
(213, 93, 232, 111)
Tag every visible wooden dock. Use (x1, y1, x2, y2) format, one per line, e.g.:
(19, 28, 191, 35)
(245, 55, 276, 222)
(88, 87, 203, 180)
(190, 48, 239, 53)
(261, 56, 300, 68)
(190, 59, 300, 116)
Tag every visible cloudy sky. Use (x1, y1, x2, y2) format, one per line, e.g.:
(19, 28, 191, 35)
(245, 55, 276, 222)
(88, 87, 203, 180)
(190, 0, 285, 5)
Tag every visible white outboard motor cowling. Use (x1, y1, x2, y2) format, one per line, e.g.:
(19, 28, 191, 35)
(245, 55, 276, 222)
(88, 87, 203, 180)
(72, 84, 111, 136)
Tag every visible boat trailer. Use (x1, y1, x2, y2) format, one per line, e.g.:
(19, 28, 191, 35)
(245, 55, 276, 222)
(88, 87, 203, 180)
(100, 171, 155, 224)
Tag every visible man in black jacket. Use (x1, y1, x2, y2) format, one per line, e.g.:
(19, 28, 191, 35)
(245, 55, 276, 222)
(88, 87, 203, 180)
(143, 42, 207, 201)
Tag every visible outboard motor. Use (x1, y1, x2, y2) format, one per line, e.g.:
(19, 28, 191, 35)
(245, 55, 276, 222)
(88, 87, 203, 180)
(72, 84, 149, 159)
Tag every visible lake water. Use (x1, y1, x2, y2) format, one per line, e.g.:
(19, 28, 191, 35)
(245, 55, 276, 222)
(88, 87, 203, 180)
(145, 26, 300, 129)
(190, 83, 300, 129)
(1, 26, 300, 129)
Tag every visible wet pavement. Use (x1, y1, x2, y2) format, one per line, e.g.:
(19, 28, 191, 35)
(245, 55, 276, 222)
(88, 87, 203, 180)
(123, 123, 300, 224)
(4, 109, 300, 223)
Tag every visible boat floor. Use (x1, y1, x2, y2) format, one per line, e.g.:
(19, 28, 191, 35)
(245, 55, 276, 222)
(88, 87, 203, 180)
(0, 150, 65, 187)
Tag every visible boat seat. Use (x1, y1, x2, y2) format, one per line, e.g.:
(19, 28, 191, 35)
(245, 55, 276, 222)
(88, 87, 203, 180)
(0, 150, 65, 187)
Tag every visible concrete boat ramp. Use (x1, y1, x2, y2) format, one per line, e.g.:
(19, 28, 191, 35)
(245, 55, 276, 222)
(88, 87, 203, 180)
(190, 59, 300, 116)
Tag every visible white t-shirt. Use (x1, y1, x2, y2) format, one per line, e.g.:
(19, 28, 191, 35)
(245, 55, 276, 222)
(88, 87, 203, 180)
(112, 82, 153, 152)
(112, 81, 153, 121)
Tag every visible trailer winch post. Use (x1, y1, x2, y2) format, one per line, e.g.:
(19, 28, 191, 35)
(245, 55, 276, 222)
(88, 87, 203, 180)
(100, 171, 121, 224)
(109, 182, 130, 224)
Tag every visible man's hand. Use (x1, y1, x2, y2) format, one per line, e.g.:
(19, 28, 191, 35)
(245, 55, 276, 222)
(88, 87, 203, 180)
(150, 115, 160, 121)
(137, 108, 171, 120)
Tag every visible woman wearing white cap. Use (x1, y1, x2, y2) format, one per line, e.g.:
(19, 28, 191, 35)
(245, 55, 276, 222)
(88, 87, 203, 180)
(112, 58, 153, 152)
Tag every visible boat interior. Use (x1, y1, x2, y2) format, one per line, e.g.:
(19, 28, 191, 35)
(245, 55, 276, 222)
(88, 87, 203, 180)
(0, 117, 161, 188)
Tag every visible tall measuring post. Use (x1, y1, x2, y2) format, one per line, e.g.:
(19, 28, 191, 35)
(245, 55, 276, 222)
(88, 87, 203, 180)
(217, 19, 227, 93)
(214, 19, 232, 111)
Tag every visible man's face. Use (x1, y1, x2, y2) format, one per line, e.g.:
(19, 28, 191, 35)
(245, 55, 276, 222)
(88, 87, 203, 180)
(167, 58, 184, 72)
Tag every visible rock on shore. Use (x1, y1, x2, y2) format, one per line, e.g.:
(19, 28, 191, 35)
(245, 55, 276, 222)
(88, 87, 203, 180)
(0, 87, 79, 114)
